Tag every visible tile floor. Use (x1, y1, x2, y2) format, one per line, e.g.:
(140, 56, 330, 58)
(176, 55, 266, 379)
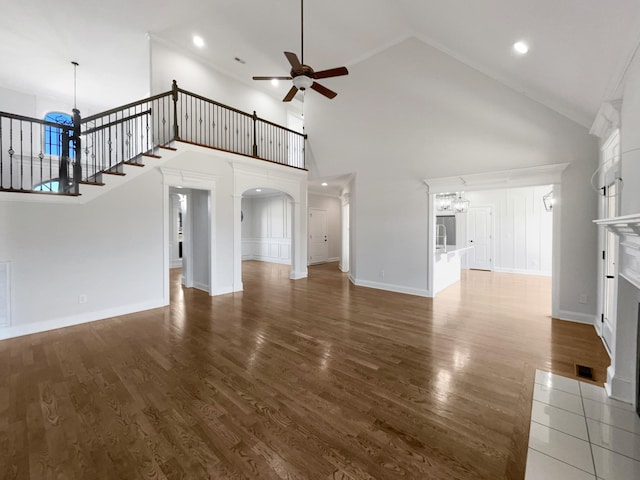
(525, 370, 640, 480)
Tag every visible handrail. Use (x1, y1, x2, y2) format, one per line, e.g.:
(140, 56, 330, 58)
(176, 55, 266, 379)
(83, 109, 151, 135)
(82, 91, 172, 124)
(1, 80, 307, 196)
(176, 87, 253, 119)
(176, 87, 306, 137)
(0, 111, 72, 129)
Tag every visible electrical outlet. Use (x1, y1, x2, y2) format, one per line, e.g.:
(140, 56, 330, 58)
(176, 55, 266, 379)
(78, 294, 88, 304)
(379, 269, 384, 278)
(578, 294, 588, 305)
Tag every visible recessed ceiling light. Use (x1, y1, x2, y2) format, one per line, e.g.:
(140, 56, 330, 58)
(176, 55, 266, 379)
(513, 41, 529, 55)
(256, 189, 262, 192)
(193, 36, 205, 48)
(321, 182, 328, 187)
(271, 79, 279, 87)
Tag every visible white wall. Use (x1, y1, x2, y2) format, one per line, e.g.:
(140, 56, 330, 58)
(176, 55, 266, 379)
(305, 37, 599, 311)
(0, 84, 124, 120)
(150, 40, 290, 126)
(241, 194, 292, 264)
(308, 193, 342, 262)
(463, 186, 553, 276)
(0, 168, 166, 336)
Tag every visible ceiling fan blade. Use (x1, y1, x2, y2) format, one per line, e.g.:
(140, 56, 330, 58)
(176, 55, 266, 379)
(253, 76, 293, 81)
(283, 86, 298, 102)
(311, 82, 337, 99)
(313, 66, 349, 79)
(284, 52, 302, 70)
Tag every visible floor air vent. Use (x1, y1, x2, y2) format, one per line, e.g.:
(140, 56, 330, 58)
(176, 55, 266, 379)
(575, 364, 594, 380)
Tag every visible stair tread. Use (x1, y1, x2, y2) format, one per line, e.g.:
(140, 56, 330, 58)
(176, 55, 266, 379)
(159, 145, 177, 151)
(123, 161, 145, 167)
(79, 181, 105, 186)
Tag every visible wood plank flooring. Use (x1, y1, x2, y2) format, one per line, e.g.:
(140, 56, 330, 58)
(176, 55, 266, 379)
(0, 262, 609, 479)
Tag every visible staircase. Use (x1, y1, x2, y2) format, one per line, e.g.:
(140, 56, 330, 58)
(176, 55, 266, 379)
(0, 81, 307, 202)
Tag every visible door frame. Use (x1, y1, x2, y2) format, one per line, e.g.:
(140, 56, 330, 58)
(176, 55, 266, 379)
(424, 163, 568, 316)
(162, 172, 218, 302)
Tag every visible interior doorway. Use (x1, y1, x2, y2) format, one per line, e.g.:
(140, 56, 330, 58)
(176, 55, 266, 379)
(240, 187, 294, 285)
(424, 163, 567, 317)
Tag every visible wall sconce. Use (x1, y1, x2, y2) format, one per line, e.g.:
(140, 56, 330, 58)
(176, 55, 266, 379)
(543, 190, 555, 212)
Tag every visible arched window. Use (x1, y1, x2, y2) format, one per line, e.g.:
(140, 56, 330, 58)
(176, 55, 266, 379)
(44, 112, 74, 156)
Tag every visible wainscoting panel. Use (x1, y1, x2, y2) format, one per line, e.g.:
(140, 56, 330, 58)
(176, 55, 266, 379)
(242, 238, 292, 264)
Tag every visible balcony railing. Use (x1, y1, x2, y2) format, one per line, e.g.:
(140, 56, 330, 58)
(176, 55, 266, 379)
(0, 80, 307, 196)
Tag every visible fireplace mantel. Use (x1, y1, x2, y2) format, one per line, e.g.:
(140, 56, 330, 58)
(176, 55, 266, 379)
(594, 213, 640, 291)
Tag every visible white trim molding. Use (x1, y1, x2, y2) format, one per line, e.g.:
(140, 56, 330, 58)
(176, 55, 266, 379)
(350, 276, 431, 298)
(423, 163, 569, 194)
(589, 101, 622, 140)
(0, 299, 167, 341)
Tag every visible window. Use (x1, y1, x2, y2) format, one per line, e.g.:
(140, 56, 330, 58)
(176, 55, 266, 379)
(44, 112, 74, 157)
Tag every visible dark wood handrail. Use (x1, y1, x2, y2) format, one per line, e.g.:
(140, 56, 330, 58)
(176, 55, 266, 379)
(176, 87, 306, 138)
(176, 87, 254, 119)
(0, 111, 71, 129)
(82, 91, 172, 124)
(83, 109, 152, 135)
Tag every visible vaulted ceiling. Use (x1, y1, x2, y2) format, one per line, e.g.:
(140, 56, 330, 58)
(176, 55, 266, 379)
(2, 0, 639, 127)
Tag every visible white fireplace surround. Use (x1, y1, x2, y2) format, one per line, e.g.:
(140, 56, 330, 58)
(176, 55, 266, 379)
(594, 213, 640, 405)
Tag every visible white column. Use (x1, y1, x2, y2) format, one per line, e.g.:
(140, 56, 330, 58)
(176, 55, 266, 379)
(233, 194, 244, 292)
(290, 199, 308, 280)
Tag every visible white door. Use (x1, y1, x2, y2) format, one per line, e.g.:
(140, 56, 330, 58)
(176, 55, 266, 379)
(467, 206, 492, 270)
(309, 209, 328, 264)
(602, 181, 618, 352)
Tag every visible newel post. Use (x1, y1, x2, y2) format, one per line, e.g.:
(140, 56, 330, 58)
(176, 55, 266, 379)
(252, 110, 258, 157)
(172, 80, 180, 141)
(71, 108, 82, 195)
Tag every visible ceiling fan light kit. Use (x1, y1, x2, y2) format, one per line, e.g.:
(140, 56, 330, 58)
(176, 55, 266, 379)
(252, 0, 349, 102)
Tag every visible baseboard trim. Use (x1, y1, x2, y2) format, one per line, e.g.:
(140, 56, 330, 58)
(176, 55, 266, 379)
(554, 310, 597, 325)
(0, 298, 168, 341)
(351, 277, 431, 298)
(214, 285, 234, 296)
(328, 257, 340, 263)
(605, 366, 635, 404)
(193, 282, 210, 293)
(493, 267, 552, 277)
(243, 255, 290, 265)
(290, 270, 308, 280)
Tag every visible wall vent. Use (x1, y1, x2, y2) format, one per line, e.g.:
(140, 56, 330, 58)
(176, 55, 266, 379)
(575, 364, 594, 381)
(0, 262, 10, 327)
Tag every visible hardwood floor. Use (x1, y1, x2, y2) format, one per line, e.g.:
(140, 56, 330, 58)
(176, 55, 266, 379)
(0, 262, 609, 479)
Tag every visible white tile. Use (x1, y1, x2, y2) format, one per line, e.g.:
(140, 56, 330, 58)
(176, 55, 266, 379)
(579, 382, 635, 411)
(587, 418, 640, 461)
(584, 398, 640, 435)
(533, 383, 584, 415)
(528, 422, 594, 474)
(592, 444, 640, 480)
(525, 449, 595, 480)
(531, 401, 589, 440)
(535, 370, 581, 396)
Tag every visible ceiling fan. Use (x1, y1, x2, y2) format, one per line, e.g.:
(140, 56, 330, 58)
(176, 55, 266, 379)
(252, 0, 349, 102)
